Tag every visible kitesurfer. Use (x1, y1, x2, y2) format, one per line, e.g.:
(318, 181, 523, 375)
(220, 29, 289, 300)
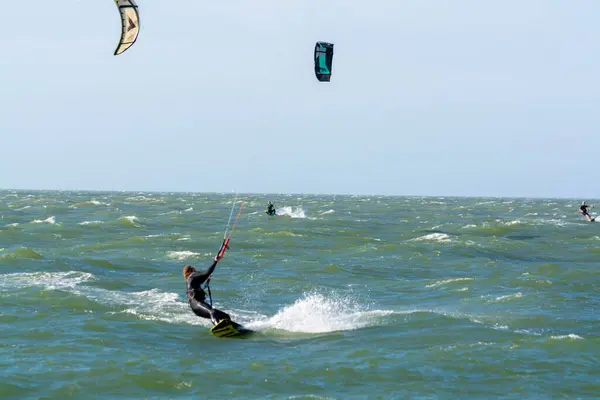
(579, 201, 593, 221)
(183, 255, 230, 324)
(266, 202, 276, 216)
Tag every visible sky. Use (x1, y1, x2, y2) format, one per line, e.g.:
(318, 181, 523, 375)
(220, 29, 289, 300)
(1, 0, 600, 198)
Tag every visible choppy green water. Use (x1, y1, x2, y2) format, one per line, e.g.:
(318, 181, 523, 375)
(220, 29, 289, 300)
(1, 190, 599, 399)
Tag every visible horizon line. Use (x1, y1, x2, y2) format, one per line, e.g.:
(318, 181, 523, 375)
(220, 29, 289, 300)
(0, 187, 594, 201)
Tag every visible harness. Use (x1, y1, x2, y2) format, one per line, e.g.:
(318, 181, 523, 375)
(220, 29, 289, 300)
(186, 278, 213, 307)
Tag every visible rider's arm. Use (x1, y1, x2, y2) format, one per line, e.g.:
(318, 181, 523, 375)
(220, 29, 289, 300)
(189, 258, 219, 286)
(206, 257, 219, 276)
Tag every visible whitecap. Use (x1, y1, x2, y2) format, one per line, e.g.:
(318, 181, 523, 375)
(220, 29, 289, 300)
(426, 277, 473, 288)
(486, 292, 523, 303)
(78, 220, 104, 225)
(550, 334, 583, 340)
(411, 233, 451, 243)
(0, 271, 94, 291)
(32, 216, 56, 224)
(167, 251, 204, 260)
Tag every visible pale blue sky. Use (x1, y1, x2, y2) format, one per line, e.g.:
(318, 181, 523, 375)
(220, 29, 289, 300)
(1, 1, 599, 197)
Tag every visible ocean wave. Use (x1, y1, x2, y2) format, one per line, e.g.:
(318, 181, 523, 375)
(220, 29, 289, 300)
(426, 277, 473, 288)
(501, 219, 523, 226)
(0, 271, 94, 290)
(167, 251, 205, 261)
(264, 231, 303, 237)
(117, 216, 141, 227)
(78, 220, 104, 226)
(550, 334, 584, 340)
(0, 247, 44, 260)
(70, 200, 110, 208)
(485, 292, 523, 303)
(32, 216, 56, 224)
(125, 195, 166, 204)
(410, 233, 451, 243)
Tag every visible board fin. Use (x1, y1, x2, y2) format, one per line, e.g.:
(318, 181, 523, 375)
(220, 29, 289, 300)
(210, 319, 253, 338)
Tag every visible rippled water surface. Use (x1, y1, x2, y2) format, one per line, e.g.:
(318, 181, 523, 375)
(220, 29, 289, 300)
(1, 190, 599, 399)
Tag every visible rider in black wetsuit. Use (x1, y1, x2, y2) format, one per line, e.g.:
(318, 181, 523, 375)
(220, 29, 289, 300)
(266, 202, 276, 216)
(183, 255, 230, 324)
(580, 201, 592, 220)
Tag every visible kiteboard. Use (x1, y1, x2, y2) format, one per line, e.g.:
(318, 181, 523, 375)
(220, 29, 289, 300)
(584, 214, 596, 222)
(210, 319, 254, 338)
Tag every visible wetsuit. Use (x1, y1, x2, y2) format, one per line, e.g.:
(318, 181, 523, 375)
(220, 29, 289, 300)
(580, 205, 591, 219)
(186, 260, 230, 324)
(266, 204, 276, 216)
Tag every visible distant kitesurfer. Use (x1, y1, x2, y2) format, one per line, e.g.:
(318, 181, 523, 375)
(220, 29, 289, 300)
(266, 202, 276, 216)
(579, 201, 593, 221)
(183, 255, 230, 324)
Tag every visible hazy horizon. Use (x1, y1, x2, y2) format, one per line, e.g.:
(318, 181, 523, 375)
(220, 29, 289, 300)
(1, 186, 596, 201)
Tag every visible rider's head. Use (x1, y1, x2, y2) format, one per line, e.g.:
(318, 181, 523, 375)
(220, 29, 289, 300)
(582, 201, 586, 206)
(183, 265, 196, 280)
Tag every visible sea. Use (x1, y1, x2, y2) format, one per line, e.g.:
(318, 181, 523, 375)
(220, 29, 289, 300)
(1, 190, 598, 399)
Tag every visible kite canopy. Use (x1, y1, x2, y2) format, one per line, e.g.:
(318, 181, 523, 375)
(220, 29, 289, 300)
(314, 42, 334, 82)
(114, 0, 140, 56)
